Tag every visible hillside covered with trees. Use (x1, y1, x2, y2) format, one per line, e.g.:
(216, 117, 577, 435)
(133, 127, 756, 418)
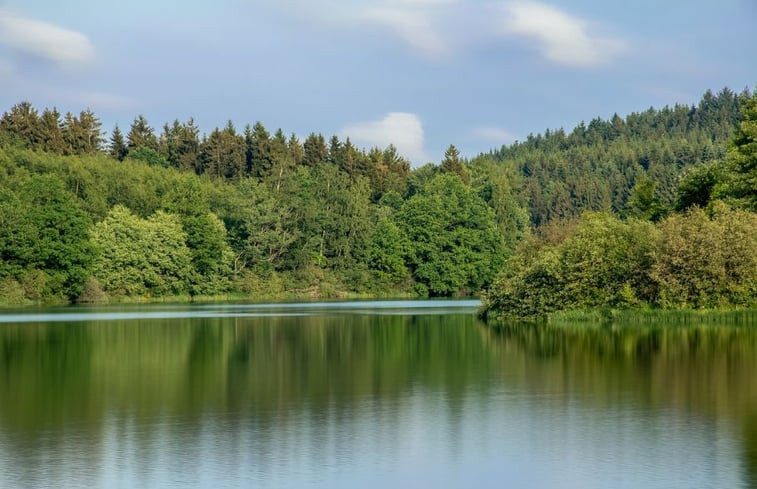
(0, 87, 754, 311)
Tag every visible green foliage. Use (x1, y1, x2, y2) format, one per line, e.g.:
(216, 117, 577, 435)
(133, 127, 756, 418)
(182, 212, 233, 294)
(559, 214, 659, 307)
(484, 206, 757, 319)
(1, 88, 753, 306)
(0, 174, 94, 300)
(625, 175, 667, 221)
(474, 87, 745, 226)
(483, 214, 658, 318)
(91, 206, 194, 297)
(227, 179, 295, 273)
(127, 115, 159, 151)
(109, 125, 128, 161)
(127, 146, 169, 168)
(675, 162, 721, 211)
(653, 204, 757, 308)
(440, 144, 468, 183)
(199, 123, 246, 179)
(398, 174, 505, 296)
(368, 212, 410, 286)
(723, 90, 757, 210)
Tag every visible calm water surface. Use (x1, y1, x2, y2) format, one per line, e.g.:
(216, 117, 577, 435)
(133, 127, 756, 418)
(0, 301, 756, 488)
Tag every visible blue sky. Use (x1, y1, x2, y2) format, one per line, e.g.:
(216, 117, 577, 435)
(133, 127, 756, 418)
(0, 0, 755, 165)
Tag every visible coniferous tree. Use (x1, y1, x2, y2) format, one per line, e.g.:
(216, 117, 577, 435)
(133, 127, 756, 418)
(127, 115, 159, 151)
(39, 108, 65, 154)
(109, 125, 128, 161)
(248, 121, 273, 178)
(303, 133, 327, 167)
(199, 121, 245, 179)
(724, 90, 757, 210)
(288, 133, 304, 166)
(440, 144, 468, 183)
(61, 110, 103, 155)
(271, 129, 288, 161)
(0, 101, 42, 148)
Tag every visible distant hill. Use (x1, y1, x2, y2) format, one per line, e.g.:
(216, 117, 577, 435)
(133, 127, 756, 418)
(471, 87, 749, 226)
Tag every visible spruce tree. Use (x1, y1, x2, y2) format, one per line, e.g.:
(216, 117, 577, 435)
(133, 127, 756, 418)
(109, 125, 128, 161)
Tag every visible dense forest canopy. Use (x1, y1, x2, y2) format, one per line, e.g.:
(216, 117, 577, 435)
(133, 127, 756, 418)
(0, 86, 755, 311)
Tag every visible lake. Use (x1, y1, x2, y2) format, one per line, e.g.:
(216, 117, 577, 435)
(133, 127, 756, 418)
(0, 301, 756, 488)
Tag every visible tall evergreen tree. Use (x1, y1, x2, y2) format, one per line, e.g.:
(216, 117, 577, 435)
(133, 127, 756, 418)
(109, 125, 128, 161)
(247, 121, 273, 178)
(724, 90, 757, 210)
(199, 121, 245, 179)
(127, 115, 159, 151)
(288, 133, 304, 166)
(303, 133, 327, 167)
(0, 101, 42, 148)
(38, 108, 65, 154)
(440, 144, 468, 183)
(61, 110, 103, 155)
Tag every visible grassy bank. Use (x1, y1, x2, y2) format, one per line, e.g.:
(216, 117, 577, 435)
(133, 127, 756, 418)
(514, 307, 757, 327)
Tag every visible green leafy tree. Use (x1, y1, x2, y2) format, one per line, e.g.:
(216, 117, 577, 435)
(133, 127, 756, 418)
(228, 179, 296, 273)
(127, 146, 169, 168)
(653, 204, 757, 307)
(0, 175, 94, 300)
(674, 162, 721, 211)
(625, 175, 667, 221)
(91, 206, 193, 296)
(398, 174, 505, 296)
(368, 212, 410, 285)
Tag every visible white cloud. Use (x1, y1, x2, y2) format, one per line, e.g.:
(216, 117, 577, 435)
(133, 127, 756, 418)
(502, 2, 627, 68)
(364, 0, 457, 57)
(470, 126, 516, 144)
(365, 7, 445, 57)
(0, 10, 95, 67)
(340, 112, 428, 165)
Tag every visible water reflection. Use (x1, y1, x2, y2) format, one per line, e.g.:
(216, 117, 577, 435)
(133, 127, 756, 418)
(0, 306, 755, 488)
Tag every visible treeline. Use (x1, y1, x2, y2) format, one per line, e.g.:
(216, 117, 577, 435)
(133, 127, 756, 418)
(0, 86, 754, 308)
(482, 89, 757, 319)
(0, 122, 519, 304)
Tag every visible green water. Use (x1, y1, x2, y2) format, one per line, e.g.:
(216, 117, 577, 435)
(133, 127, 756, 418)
(0, 302, 755, 488)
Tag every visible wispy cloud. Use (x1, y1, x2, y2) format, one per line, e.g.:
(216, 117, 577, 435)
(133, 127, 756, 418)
(364, 0, 457, 57)
(0, 10, 95, 67)
(470, 126, 516, 144)
(502, 1, 627, 68)
(340, 112, 428, 165)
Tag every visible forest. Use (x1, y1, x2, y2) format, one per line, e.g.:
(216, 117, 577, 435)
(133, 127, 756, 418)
(0, 87, 754, 315)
